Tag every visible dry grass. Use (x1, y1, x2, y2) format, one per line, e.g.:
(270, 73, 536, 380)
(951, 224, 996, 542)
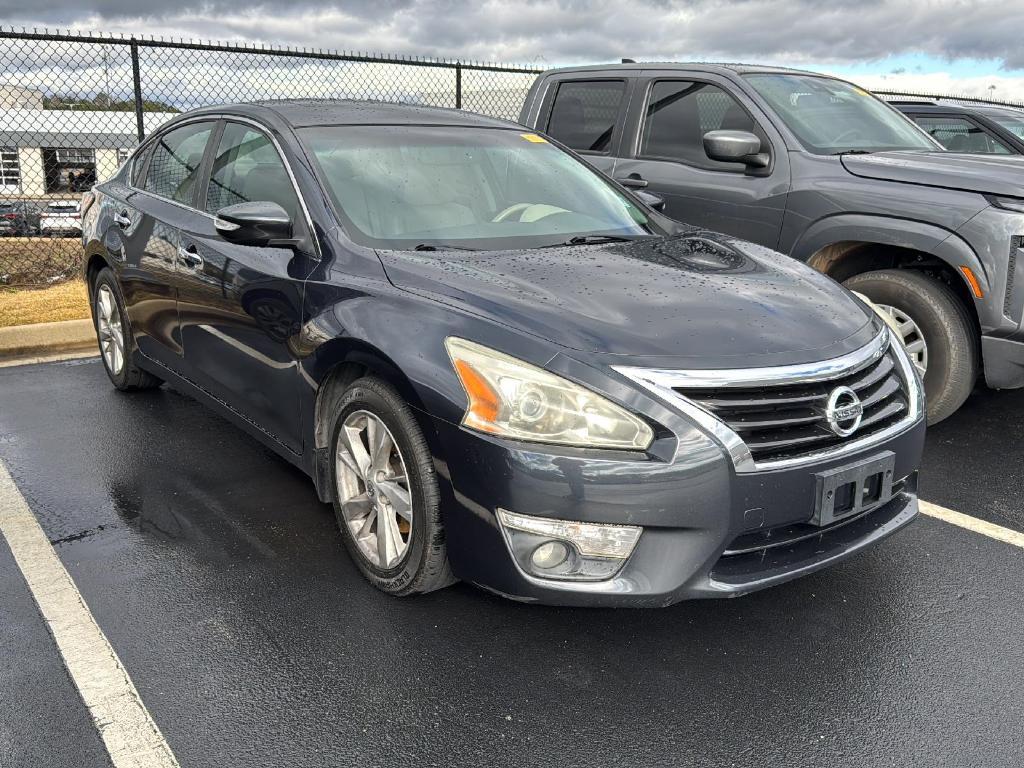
(0, 237, 84, 285)
(0, 280, 91, 327)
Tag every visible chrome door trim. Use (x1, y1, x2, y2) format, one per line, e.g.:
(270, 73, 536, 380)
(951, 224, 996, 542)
(127, 113, 322, 260)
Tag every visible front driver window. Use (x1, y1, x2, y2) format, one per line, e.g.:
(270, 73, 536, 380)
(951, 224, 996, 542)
(205, 123, 299, 218)
(144, 122, 214, 205)
(641, 80, 759, 170)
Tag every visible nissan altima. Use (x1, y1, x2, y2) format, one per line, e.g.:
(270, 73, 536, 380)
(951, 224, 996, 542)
(81, 100, 926, 606)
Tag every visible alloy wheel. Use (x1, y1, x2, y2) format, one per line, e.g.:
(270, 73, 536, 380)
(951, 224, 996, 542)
(876, 302, 928, 378)
(335, 410, 413, 569)
(96, 284, 125, 376)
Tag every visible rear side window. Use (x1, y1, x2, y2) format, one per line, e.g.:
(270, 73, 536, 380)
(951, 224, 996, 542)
(641, 81, 758, 170)
(911, 115, 1011, 154)
(205, 122, 298, 218)
(143, 121, 215, 205)
(545, 80, 625, 153)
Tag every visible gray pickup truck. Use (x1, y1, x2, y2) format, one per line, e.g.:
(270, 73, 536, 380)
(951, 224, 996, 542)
(519, 63, 1024, 422)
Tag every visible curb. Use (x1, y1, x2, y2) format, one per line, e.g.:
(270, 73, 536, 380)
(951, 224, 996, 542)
(0, 318, 96, 359)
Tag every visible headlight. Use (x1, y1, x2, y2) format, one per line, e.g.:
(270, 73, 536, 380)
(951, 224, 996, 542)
(445, 337, 654, 450)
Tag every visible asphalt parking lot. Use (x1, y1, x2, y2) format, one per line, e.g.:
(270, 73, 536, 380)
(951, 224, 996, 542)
(1, 356, 1022, 768)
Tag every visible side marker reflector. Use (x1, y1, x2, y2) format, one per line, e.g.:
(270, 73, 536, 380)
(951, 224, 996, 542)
(960, 265, 983, 299)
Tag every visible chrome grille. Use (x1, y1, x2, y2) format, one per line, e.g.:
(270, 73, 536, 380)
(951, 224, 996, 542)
(676, 349, 910, 464)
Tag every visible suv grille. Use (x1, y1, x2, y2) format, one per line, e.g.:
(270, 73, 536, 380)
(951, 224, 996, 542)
(676, 349, 909, 464)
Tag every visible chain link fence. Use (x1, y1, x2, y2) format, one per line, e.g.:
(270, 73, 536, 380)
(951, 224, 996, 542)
(0, 28, 540, 286)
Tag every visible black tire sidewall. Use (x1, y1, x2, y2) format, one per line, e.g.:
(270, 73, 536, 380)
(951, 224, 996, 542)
(328, 379, 437, 594)
(846, 270, 977, 422)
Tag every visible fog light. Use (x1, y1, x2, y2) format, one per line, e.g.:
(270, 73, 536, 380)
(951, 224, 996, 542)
(496, 508, 642, 582)
(531, 540, 570, 570)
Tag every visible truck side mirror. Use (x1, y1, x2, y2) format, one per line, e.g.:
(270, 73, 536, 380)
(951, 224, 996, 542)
(703, 130, 770, 169)
(635, 190, 667, 212)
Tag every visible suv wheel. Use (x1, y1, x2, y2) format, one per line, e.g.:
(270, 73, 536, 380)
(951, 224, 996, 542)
(328, 376, 456, 596)
(845, 269, 978, 424)
(92, 268, 163, 391)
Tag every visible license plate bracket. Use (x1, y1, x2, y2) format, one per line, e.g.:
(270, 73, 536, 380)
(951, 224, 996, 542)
(812, 452, 895, 527)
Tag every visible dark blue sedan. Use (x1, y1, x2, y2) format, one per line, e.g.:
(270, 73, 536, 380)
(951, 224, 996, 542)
(81, 101, 926, 605)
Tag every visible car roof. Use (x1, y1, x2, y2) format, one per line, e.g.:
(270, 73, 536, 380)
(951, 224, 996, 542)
(537, 62, 826, 78)
(185, 99, 521, 130)
(892, 101, 1024, 117)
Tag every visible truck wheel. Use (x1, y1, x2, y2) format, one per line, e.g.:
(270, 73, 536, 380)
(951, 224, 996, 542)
(845, 269, 977, 424)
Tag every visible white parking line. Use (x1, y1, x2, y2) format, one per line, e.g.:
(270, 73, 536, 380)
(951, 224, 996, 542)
(0, 461, 180, 768)
(920, 500, 1024, 549)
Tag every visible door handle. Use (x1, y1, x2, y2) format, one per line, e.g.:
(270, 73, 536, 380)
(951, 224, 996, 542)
(616, 175, 649, 189)
(177, 245, 204, 270)
(113, 211, 131, 229)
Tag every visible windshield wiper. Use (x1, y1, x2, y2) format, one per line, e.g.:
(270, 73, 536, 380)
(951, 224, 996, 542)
(552, 234, 641, 247)
(412, 243, 478, 252)
(831, 149, 873, 156)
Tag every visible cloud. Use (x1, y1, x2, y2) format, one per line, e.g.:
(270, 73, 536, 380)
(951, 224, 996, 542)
(3, 1, 1024, 101)
(1, 1, 1022, 68)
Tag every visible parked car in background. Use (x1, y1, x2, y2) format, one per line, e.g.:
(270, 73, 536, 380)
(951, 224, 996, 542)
(894, 100, 1024, 154)
(81, 100, 925, 606)
(520, 64, 1024, 422)
(40, 200, 82, 235)
(0, 200, 41, 236)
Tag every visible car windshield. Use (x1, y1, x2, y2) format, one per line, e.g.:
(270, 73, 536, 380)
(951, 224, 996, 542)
(744, 74, 939, 154)
(300, 125, 661, 250)
(989, 112, 1024, 140)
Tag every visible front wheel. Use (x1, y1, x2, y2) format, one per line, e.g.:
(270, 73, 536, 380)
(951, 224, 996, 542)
(328, 376, 456, 596)
(845, 269, 978, 424)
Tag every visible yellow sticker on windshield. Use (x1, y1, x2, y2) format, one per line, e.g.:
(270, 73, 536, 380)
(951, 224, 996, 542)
(520, 133, 548, 143)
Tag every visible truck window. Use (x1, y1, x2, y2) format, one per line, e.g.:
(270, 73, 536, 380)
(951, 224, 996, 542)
(545, 80, 625, 154)
(912, 115, 1011, 154)
(641, 80, 757, 170)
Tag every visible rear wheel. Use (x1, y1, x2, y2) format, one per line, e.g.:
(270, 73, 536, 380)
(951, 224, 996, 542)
(845, 269, 977, 424)
(328, 376, 455, 596)
(92, 268, 162, 391)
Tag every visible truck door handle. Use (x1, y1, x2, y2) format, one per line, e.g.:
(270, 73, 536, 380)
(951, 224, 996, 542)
(113, 211, 131, 229)
(177, 245, 203, 270)
(616, 175, 648, 189)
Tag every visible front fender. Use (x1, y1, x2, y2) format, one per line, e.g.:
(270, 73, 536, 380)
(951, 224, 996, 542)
(791, 213, 992, 324)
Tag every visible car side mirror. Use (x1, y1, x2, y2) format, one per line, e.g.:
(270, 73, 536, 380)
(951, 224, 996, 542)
(215, 201, 294, 247)
(635, 189, 667, 212)
(703, 130, 770, 169)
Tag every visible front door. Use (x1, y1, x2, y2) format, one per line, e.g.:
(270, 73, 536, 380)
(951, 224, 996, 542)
(175, 120, 312, 454)
(614, 75, 791, 249)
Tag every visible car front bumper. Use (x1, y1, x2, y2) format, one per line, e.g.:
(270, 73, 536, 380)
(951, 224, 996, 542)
(430, 412, 925, 607)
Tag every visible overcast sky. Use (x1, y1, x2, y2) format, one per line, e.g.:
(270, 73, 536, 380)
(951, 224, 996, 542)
(5, 0, 1024, 101)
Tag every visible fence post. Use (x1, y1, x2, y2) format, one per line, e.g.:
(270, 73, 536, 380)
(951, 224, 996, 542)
(455, 62, 462, 110)
(130, 38, 145, 143)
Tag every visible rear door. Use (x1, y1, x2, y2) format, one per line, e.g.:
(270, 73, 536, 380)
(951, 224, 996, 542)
(533, 75, 634, 176)
(611, 71, 791, 248)
(110, 120, 217, 372)
(174, 119, 311, 454)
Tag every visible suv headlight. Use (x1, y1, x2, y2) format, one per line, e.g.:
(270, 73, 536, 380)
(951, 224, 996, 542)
(445, 337, 654, 450)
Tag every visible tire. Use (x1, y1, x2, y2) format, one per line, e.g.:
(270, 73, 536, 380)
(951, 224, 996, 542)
(328, 375, 456, 596)
(91, 268, 163, 391)
(845, 269, 978, 424)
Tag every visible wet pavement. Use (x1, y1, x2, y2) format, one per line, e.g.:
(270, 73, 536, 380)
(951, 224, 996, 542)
(1, 356, 1022, 768)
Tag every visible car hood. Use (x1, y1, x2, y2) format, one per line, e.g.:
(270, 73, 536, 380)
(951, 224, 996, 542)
(377, 232, 877, 366)
(841, 150, 1024, 196)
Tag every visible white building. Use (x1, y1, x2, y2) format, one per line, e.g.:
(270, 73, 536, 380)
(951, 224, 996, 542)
(0, 106, 176, 198)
